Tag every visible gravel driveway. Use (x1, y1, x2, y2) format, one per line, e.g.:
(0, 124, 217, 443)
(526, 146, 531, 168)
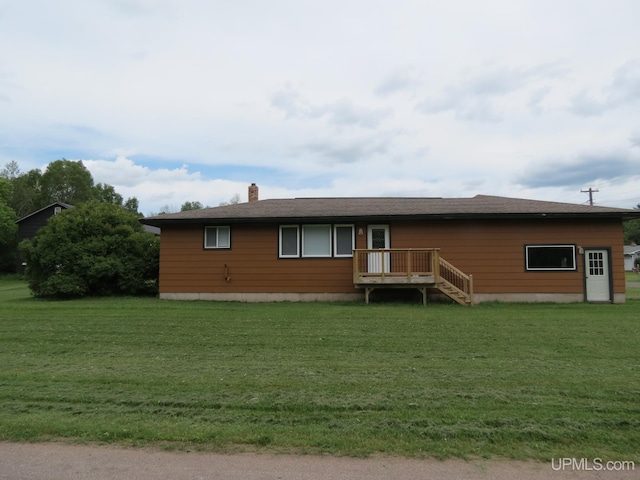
(1, 442, 637, 480)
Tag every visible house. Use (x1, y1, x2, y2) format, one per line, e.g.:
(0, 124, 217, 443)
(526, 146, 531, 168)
(141, 185, 640, 305)
(15, 202, 73, 273)
(624, 245, 640, 271)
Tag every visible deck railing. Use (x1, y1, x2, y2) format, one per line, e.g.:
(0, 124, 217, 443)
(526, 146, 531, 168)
(353, 249, 473, 304)
(353, 248, 440, 283)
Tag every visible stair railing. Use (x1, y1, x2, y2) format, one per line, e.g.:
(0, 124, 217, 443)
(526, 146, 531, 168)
(438, 257, 474, 304)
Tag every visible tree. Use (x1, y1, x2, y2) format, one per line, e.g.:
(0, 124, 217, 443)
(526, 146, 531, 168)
(40, 159, 94, 204)
(156, 204, 178, 215)
(123, 197, 140, 215)
(623, 204, 640, 245)
(93, 182, 123, 205)
(92, 182, 141, 215)
(2, 160, 142, 218)
(9, 168, 44, 218)
(181, 201, 203, 211)
(20, 201, 159, 297)
(0, 178, 17, 272)
(219, 193, 240, 206)
(0, 160, 20, 180)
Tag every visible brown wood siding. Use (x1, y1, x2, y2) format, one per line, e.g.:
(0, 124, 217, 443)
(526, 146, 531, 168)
(160, 223, 358, 294)
(391, 218, 625, 295)
(159, 218, 625, 296)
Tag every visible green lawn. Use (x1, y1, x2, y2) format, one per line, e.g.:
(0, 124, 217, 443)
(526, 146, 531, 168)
(1, 277, 639, 461)
(626, 271, 640, 298)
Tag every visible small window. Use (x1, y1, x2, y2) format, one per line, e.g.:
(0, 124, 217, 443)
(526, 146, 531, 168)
(279, 225, 299, 257)
(54, 206, 62, 215)
(526, 245, 576, 271)
(334, 225, 354, 257)
(302, 225, 332, 257)
(204, 226, 230, 249)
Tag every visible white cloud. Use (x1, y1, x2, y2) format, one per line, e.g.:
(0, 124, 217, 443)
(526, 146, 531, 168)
(83, 156, 252, 214)
(271, 86, 390, 129)
(1, 0, 639, 212)
(516, 148, 639, 188)
(416, 62, 570, 122)
(569, 58, 640, 116)
(374, 67, 423, 97)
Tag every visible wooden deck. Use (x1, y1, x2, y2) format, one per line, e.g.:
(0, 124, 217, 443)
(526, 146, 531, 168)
(353, 249, 473, 305)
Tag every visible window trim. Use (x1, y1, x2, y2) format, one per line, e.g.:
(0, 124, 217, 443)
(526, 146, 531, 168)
(204, 226, 231, 249)
(334, 224, 355, 257)
(302, 224, 332, 258)
(525, 244, 577, 271)
(279, 225, 300, 258)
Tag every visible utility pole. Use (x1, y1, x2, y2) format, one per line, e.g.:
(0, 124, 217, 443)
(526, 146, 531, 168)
(581, 188, 599, 206)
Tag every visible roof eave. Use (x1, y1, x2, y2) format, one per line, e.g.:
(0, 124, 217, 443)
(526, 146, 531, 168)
(140, 211, 631, 227)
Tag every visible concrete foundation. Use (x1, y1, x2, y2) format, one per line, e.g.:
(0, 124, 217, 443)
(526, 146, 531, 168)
(160, 292, 363, 302)
(160, 292, 624, 304)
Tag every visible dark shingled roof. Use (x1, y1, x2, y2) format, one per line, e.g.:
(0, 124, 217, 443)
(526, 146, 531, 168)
(141, 195, 640, 227)
(15, 202, 74, 224)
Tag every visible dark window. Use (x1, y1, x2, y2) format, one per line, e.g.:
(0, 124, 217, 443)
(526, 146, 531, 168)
(334, 225, 354, 257)
(526, 245, 576, 271)
(204, 226, 230, 249)
(371, 228, 386, 249)
(280, 226, 299, 257)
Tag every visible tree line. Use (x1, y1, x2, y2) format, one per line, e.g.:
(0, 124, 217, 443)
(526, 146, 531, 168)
(1, 159, 140, 219)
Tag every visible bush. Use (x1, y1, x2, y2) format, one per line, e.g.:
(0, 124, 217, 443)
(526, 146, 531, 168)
(20, 201, 159, 298)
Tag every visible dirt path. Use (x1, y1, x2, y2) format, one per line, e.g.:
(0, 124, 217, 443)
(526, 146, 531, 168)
(1, 442, 637, 480)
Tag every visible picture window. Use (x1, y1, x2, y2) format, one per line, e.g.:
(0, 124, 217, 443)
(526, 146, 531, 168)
(278, 224, 354, 258)
(525, 245, 576, 271)
(302, 224, 332, 257)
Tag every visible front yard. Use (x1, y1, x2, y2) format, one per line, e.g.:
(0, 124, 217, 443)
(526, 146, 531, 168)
(0, 277, 638, 461)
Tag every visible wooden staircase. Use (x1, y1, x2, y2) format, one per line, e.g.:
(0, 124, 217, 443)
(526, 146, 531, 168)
(353, 249, 474, 306)
(436, 257, 474, 306)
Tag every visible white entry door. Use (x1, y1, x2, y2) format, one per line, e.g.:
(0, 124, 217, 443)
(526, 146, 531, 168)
(367, 225, 390, 273)
(585, 249, 611, 302)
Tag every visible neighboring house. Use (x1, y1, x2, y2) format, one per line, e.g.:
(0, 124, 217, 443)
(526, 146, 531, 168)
(143, 225, 161, 236)
(141, 187, 640, 305)
(624, 245, 640, 271)
(15, 202, 73, 273)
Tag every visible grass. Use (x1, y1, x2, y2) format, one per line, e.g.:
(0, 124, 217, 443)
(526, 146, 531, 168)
(626, 271, 640, 298)
(624, 272, 640, 298)
(1, 277, 639, 461)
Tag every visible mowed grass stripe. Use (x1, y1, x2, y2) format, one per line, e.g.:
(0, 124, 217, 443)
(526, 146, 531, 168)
(1, 279, 639, 460)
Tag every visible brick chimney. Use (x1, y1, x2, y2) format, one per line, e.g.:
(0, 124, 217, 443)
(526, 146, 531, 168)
(248, 183, 259, 202)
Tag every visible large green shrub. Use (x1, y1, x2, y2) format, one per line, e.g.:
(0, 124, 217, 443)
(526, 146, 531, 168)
(20, 201, 159, 298)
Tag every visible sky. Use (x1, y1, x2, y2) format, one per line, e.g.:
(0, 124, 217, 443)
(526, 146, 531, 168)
(1, 0, 639, 215)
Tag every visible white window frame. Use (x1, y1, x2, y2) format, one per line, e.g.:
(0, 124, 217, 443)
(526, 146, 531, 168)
(334, 224, 355, 257)
(525, 244, 576, 271)
(204, 226, 231, 249)
(279, 225, 300, 258)
(302, 224, 332, 258)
